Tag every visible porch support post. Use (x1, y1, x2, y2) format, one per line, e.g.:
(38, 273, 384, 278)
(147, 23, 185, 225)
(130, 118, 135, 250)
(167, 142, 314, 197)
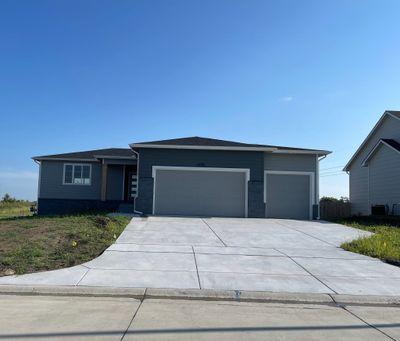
(101, 162, 108, 201)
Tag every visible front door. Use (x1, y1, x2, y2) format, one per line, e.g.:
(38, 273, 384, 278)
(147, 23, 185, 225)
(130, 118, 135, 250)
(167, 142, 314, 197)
(127, 172, 138, 201)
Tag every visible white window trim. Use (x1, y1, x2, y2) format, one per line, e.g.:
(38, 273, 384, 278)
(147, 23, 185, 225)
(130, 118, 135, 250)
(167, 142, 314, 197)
(63, 163, 92, 186)
(264, 170, 315, 220)
(151, 166, 250, 217)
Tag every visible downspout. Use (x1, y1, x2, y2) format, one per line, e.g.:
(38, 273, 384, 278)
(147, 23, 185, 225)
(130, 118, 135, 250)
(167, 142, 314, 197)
(316, 155, 327, 219)
(34, 159, 41, 214)
(131, 148, 143, 215)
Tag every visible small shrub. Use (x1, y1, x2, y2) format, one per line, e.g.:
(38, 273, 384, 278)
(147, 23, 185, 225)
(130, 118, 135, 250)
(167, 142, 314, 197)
(91, 215, 111, 228)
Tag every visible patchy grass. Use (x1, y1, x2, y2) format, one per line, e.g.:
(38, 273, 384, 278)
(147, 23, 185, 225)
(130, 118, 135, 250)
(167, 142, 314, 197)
(0, 214, 130, 276)
(0, 201, 35, 219)
(335, 216, 400, 264)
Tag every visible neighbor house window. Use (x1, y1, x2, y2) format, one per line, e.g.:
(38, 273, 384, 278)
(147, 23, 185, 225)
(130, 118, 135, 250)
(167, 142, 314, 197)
(63, 164, 91, 185)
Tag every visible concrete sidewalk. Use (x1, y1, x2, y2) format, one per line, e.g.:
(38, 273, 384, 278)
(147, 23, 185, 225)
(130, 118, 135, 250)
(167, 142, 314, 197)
(1, 217, 400, 296)
(0, 294, 399, 340)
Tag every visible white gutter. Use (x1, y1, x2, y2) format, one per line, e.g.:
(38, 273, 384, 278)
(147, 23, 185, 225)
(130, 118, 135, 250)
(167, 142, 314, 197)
(32, 157, 99, 162)
(33, 160, 41, 213)
(316, 155, 327, 220)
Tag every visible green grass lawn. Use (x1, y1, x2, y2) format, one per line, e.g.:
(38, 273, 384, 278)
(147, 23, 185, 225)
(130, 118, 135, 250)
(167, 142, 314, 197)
(0, 214, 130, 276)
(335, 216, 400, 265)
(0, 201, 35, 219)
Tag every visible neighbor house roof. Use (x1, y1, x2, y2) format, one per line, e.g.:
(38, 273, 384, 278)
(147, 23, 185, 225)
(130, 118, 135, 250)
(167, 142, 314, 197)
(361, 139, 400, 166)
(32, 148, 136, 161)
(343, 110, 400, 171)
(130, 136, 331, 155)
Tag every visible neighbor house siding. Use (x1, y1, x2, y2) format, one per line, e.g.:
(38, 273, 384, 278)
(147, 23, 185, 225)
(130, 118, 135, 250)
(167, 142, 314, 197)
(134, 148, 265, 217)
(349, 115, 400, 215)
(369, 145, 400, 212)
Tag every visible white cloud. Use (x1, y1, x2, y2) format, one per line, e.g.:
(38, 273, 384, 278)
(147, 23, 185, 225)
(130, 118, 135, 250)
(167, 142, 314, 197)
(279, 96, 293, 102)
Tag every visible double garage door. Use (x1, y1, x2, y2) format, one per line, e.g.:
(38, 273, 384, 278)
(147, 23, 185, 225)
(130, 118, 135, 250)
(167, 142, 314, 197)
(153, 167, 249, 217)
(152, 167, 314, 219)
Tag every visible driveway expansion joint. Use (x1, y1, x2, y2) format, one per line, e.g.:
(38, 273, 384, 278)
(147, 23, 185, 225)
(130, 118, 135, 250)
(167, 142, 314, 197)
(275, 248, 339, 295)
(275, 220, 337, 247)
(201, 218, 227, 247)
(75, 268, 90, 286)
(192, 246, 202, 289)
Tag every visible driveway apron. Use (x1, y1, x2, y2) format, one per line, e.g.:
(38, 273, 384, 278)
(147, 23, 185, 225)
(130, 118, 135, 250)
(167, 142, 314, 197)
(1, 216, 400, 296)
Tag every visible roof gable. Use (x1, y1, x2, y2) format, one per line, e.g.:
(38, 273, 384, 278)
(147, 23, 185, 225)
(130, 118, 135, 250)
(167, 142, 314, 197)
(362, 139, 400, 166)
(344, 111, 400, 171)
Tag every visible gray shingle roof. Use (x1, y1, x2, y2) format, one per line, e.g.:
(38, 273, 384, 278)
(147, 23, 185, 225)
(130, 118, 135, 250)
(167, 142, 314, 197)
(132, 136, 330, 153)
(33, 148, 135, 161)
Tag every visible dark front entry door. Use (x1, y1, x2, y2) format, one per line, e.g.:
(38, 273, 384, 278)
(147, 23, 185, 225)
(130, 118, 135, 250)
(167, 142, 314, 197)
(127, 172, 138, 201)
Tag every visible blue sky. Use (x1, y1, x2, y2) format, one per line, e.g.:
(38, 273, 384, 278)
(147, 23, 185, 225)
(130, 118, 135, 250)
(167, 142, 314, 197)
(1, 0, 400, 200)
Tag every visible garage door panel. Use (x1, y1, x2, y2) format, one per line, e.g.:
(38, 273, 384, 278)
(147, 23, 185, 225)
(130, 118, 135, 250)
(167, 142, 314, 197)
(266, 174, 310, 220)
(154, 169, 246, 217)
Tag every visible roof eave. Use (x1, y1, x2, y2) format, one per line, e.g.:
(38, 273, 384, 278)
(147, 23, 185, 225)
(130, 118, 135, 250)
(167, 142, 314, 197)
(361, 139, 400, 167)
(32, 157, 99, 162)
(130, 143, 330, 154)
(93, 155, 136, 160)
(130, 143, 278, 152)
(272, 150, 331, 155)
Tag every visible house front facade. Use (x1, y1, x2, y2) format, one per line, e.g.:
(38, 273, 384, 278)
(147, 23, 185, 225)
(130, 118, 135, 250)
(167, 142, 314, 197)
(344, 111, 400, 216)
(34, 137, 330, 220)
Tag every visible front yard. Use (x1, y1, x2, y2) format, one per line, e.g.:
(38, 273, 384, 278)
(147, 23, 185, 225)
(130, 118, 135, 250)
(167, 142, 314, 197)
(0, 214, 130, 276)
(336, 216, 400, 265)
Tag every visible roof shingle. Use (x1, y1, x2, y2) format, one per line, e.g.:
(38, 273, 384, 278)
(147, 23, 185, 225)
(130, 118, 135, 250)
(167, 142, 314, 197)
(33, 148, 135, 161)
(132, 136, 329, 153)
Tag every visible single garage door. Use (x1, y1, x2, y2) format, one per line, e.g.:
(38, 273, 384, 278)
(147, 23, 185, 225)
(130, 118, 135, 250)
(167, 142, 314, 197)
(153, 167, 248, 217)
(265, 172, 314, 220)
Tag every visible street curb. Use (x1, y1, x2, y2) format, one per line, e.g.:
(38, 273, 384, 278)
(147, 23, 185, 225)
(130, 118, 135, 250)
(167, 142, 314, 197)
(0, 285, 399, 306)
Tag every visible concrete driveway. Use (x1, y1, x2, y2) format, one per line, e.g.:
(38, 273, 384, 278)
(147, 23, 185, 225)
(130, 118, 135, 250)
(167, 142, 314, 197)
(2, 217, 400, 296)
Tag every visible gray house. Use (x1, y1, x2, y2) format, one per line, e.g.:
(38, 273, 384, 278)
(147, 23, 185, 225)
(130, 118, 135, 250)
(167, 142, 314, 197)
(344, 111, 400, 215)
(33, 137, 330, 220)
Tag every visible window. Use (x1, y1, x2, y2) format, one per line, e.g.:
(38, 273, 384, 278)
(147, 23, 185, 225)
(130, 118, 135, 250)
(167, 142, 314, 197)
(63, 164, 91, 185)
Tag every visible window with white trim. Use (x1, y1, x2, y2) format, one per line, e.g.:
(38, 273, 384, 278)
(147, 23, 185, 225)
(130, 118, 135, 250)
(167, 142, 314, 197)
(63, 164, 91, 185)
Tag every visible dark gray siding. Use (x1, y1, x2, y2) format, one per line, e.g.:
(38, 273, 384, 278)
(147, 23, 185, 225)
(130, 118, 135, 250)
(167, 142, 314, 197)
(39, 161, 102, 200)
(264, 154, 317, 172)
(37, 199, 123, 215)
(39, 161, 123, 201)
(106, 165, 124, 201)
(135, 148, 265, 217)
(349, 115, 400, 215)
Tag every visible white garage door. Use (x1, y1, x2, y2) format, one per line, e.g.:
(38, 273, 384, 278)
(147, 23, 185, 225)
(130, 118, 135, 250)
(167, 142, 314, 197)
(152, 167, 249, 217)
(265, 171, 314, 220)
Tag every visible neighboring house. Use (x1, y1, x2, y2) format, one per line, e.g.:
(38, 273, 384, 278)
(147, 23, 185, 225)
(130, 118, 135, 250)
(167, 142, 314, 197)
(344, 111, 400, 216)
(33, 137, 330, 220)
